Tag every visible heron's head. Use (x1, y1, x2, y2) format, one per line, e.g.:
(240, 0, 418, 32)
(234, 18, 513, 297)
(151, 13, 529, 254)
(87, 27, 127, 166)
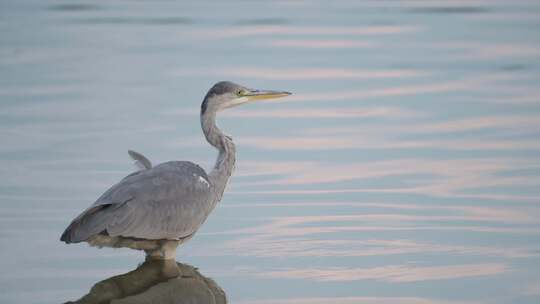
(201, 81, 291, 115)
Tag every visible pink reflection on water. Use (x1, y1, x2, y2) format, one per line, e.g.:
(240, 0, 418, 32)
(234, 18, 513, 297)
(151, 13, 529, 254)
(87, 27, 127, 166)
(231, 189, 539, 203)
(238, 296, 478, 304)
(235, 161, 313, 178)
(211, 25, 420, 38)
(197, 205, 540, 260)
(309, 115, 540, 135)
(285, 73, 511, 102)
(223, 107, 419, 119)
(259, 263, 507, 282)
(285, 80, 467, 102)
(174, 66, 429, 80)
(235, 157, 540, 201)
(238, 135, 540, 151)
(432, 41, 540, 60)
(408, 116, 540, 134)
(260, 39, 376, 49)
(220, 235, 536, 259)
(466, 11, 540, 22)
(234, 192, 539, 205)
(524, 282, 540, 296)
(239, 136, 358, 150)
(223, 201, 537, 225)
(213, 67, 429, 80)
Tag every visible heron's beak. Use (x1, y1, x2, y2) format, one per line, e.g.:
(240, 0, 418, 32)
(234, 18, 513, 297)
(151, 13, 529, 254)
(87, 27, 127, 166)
(244, 89, 292, 101)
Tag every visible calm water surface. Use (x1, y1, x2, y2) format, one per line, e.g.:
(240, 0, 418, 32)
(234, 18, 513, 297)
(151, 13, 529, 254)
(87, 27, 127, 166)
(1, 0, 540, 303)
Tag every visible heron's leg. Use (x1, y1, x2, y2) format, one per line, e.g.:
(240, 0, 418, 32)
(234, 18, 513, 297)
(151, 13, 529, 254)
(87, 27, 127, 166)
(145, 240, 180, 260)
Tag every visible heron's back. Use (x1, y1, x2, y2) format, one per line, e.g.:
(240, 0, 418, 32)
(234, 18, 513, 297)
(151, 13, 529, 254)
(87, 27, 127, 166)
(61, 161, 215, 243)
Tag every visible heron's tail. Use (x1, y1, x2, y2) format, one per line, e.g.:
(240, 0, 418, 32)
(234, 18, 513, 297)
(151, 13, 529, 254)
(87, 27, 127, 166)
(60, 224, 76, 243)
(60, 205, 113, 243)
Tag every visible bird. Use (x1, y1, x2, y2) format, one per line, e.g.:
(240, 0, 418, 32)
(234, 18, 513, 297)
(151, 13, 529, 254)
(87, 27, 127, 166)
(60, 81, 291, 259)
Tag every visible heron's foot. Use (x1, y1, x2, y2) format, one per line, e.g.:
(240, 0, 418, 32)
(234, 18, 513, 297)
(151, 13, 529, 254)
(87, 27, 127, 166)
(145, 240, 179, 260)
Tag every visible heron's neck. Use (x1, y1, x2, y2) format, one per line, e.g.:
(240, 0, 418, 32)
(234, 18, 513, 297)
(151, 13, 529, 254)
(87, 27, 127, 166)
(201, 111, 236, 202)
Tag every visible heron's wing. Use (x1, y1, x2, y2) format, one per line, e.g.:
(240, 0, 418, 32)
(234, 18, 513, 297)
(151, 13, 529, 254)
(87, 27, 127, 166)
(61, 161, 214, 243)
(128, 150, 152, 170)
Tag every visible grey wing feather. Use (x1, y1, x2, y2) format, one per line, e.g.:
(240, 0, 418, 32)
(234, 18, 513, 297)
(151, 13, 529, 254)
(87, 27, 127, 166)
(128, 150, 152, 170)
(61, 161, 214, 243)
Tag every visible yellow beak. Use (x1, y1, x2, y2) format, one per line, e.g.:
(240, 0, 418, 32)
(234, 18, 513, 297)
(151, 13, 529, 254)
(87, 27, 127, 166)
(244, 89, 292, 101)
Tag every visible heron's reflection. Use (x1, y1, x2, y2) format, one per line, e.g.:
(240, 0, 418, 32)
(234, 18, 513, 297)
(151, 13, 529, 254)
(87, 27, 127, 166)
(67, 259, 227, 304)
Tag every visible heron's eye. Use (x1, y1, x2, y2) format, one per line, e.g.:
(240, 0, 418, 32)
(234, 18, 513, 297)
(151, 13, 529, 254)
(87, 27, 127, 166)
(236, 89, 245, 96)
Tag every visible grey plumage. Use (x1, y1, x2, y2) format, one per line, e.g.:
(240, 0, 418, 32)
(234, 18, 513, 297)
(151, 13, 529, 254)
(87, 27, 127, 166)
(60, 81, 291, 259)
(61, 161, 211, 242)
(128, 149, 152, 170)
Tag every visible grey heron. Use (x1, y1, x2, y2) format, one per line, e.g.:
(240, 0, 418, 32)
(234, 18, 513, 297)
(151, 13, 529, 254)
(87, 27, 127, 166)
(60, 81, 291, 259)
